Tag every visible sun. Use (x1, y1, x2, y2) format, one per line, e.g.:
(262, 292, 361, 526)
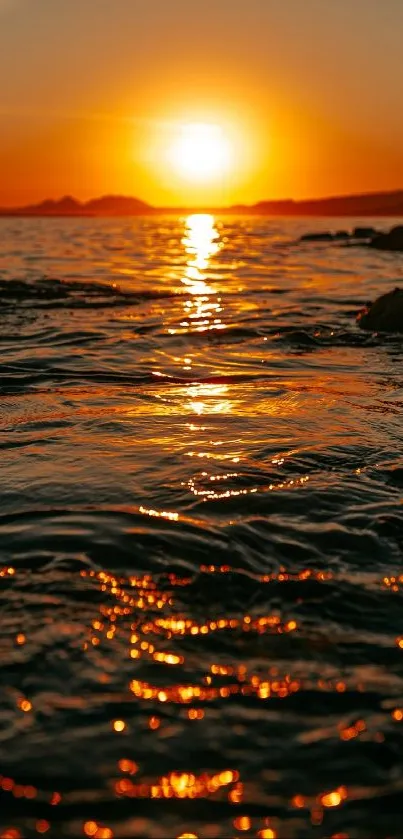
(169, 122, 232, 182)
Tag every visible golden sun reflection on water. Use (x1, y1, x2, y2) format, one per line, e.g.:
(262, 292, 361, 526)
(183, 213, 220, 274)
(168, 215, 234, 417)
(185, 382, 234, 416)
(169, 214, 225, 336)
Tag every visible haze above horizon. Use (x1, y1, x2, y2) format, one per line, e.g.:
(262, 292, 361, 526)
(1, 0, 403, 207)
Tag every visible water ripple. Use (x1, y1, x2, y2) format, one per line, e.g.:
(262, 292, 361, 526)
(1, 215, 403, 838)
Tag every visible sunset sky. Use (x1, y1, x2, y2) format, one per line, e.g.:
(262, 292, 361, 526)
(1, 0, 403, 207)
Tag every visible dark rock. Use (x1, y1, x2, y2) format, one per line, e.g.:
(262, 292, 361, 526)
(352, 226, 378, 238)
(300, 232, 334, 242)
(357, 287, 403, 332)
(385, 467, 403, 487)
(299, 224, 403, 251)
(369, 225, 403, 251)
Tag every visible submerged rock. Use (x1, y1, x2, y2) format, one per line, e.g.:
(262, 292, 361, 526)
(300, 231, 334, 242)
(369, 225, 403, 251)
(299, 227, 378, 244)
(352, 226, 378, 238)
(357, 287, 403, 332)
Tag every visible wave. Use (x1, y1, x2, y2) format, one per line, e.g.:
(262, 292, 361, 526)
(0, 277, 177, 308)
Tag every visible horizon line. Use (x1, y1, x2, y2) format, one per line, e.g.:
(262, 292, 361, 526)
(1, 187, 403, 216)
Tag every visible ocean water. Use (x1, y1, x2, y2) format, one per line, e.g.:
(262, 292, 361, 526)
(1, 214, 403, 839)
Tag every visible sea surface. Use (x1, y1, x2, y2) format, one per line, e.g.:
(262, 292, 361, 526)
(1, 214, 403, 839)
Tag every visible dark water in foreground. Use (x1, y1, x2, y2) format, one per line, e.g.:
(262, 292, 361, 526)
(1, 214, 403, 839)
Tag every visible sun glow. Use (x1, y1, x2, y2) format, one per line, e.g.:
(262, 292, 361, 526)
(169, 123, 232, 182)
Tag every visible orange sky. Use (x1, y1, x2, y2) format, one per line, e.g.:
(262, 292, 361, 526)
(1, 0, 403, 207)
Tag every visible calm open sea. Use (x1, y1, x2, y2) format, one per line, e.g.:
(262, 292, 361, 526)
(1, 215, 403, 839)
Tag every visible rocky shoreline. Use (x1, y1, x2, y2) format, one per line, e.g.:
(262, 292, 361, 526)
(300, 224, 403, 251)
(299, 227, 403, 331)
(357, 288, 403, 332)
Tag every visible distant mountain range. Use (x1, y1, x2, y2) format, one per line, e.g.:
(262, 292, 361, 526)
(1, 190, 403, 217)
(0, 195, 153, 217)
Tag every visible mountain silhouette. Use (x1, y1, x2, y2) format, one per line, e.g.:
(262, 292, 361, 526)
(0, 194, 154, 217)
(1, 190, 403, 216)
(85, 195, 154, 215)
